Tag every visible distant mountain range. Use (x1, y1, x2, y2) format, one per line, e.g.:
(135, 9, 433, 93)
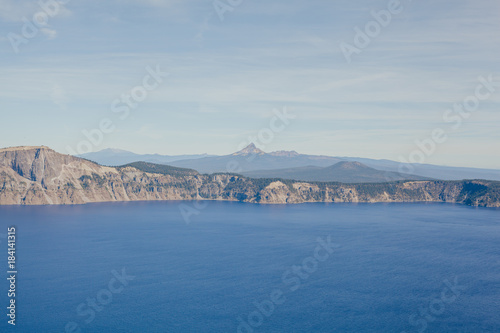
(78, 148, 214, 166)
(169, 143, 345, 174)
(339, 157, 500, 182)
(78, 144, 500, 182)
(241, 161, 430, 183)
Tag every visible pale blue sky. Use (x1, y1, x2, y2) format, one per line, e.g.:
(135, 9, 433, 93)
(0, 0, 499, 168)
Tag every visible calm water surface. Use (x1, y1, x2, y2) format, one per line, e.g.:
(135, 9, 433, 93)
(0, 201, 499, 332)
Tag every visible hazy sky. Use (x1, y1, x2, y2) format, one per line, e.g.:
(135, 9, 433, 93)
(0, 0, 499, 168)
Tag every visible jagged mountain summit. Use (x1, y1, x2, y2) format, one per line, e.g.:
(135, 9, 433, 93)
(232, 144, 299, 157)
(231, 143, 266, 156)
(269, 150, 300, 157)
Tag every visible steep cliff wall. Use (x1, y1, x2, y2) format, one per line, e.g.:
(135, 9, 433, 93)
(0, 147, 499, 207)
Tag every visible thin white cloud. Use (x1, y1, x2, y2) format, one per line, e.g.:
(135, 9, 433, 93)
(41, 28, 57, 40)
(136, 125, 165, 140)
(118, 0, 194, 9)
(140, 0, 179, 7)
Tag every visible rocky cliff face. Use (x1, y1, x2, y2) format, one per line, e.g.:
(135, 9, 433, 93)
(1, 146, 499, 207)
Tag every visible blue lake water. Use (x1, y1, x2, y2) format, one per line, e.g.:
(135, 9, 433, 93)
(0, 201, 499, 332)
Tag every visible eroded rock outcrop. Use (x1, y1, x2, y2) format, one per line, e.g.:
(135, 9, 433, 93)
(0, 146, 499, 207)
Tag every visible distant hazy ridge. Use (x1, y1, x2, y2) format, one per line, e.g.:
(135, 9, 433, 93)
(79, 144, 500, 181)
